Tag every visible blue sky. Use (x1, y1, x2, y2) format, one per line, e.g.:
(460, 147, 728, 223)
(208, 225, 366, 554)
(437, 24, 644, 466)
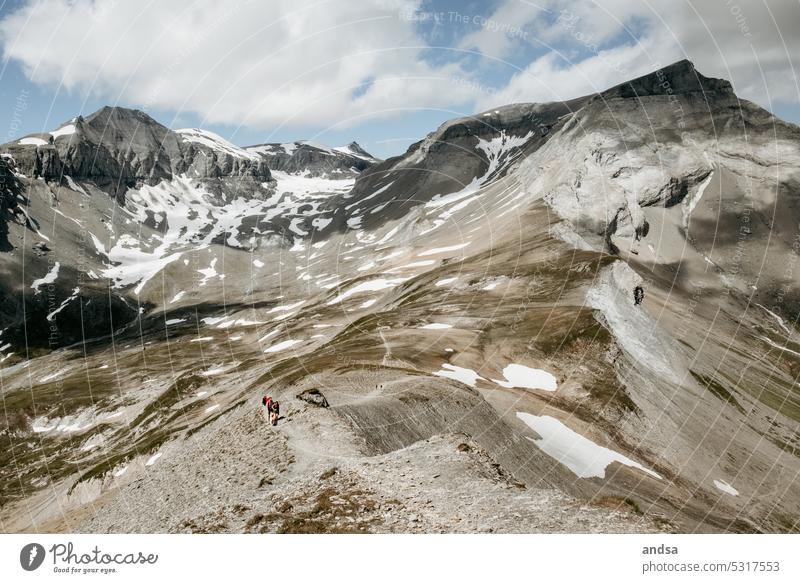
(1, 0, 798, 159)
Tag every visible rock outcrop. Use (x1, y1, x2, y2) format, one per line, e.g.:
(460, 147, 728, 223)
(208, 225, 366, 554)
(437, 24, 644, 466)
(0, 154, 23, 251)
(297, 388, 330, 408)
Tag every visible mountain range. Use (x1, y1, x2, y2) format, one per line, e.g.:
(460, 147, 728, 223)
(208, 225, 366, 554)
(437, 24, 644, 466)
(1, 59, 799, 534)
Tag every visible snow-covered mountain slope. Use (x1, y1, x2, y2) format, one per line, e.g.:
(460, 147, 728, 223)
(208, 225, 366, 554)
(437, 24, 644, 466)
(175, 128, 262, 162)
(245, 139, 379, 177)
(0, 109, 378, 352)
(1, 61, 799, 534)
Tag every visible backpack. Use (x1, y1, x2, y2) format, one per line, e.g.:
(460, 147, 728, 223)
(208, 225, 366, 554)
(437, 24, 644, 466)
(262, 396, 267, 406)
(271, 401, 280, 414)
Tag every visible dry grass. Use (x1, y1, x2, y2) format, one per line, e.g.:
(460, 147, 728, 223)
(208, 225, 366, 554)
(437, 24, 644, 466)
(244, 482, 379, 534)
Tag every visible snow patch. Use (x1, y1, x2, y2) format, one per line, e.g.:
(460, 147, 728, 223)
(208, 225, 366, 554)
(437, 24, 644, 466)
(713, 479, 739, 496)
(271, 170, 354, 198)
(47, 287, 79, 321)
(418, 242, 470, 256)
(32, 407, 126, 434)
(516, 412, 661, 480)
(19, 136, 48, 146)
(312, 216, 333, 231)
(177, 128, 258, 160)
(493, 364, 557, 391)
(376, 225, 401, 246)
(327, 277, 408, 305)
(65, 176, 87, 194)
(345, 180, 395, 210)
(197, 257, 219, 286)
(258, 329, 280, 342)
(760, 336, 800, 358)
(145, 452, 163, 466)
(756, 304, 793, 336)
(683, 170, 714, 229)
(31, 262, 60, 294)
(50, 124, 76, 139)
(433, 364, 484, 387)
(264, 339, 302, 353)
(268, 300, 304, 313)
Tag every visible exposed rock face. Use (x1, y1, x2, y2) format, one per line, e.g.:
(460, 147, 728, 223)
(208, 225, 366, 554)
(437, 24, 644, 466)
(0, 107, 272, 198)
(0, 155, 21, 211)
(327, 98, 582, 229)
(0, 155, 22, 251)
(517, 59, 800, 302)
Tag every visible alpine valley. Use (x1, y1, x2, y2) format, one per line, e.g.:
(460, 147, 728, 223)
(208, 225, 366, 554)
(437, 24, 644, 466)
(1, 60, 799, 534)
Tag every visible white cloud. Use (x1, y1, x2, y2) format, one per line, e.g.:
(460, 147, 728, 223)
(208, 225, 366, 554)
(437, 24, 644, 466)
(479, 35, 675, 108)
(457, 0, 546, 60)
(0, 0, 480, 129)
(1, 0, 797, 132)
(473, 0, 800, 113)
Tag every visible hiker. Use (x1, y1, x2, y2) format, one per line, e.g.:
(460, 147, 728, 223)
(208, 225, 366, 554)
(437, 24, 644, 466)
(263, 394, 272, 410)
(634, 285, 644, 306)
(270, 400, 280, 426)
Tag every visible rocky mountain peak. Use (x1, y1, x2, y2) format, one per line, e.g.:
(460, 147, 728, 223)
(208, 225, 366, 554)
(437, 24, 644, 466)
(340, 141, 376, 160)
(84, 105, 160, 126)
(601, 59, 734, 99)
(0, 105, 272, 193)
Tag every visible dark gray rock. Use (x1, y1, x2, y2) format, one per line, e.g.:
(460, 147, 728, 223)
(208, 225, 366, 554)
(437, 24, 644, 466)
(0, 155, 24, 252)
(297, 388, 330, 408)
(0, 155, 21, 211)
(320, 97, 582, 231)
(602, 59, 733, 99)
(32, 241, 50, 255)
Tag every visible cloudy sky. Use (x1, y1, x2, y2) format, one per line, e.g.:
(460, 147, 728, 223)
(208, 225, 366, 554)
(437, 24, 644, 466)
(0, 0, 798, 158)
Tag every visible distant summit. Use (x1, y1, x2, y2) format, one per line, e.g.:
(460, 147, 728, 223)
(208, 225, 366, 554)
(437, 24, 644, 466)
(602, 59, 733, 98)
(245, 140, 380, 177)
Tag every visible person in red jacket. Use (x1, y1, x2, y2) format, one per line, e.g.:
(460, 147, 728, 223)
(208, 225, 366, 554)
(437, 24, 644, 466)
(262, 395, 272, 414)
(262, 395, 280, 425)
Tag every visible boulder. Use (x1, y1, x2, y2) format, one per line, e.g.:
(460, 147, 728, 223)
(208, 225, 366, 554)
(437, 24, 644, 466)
(296, 388, 329, 408)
